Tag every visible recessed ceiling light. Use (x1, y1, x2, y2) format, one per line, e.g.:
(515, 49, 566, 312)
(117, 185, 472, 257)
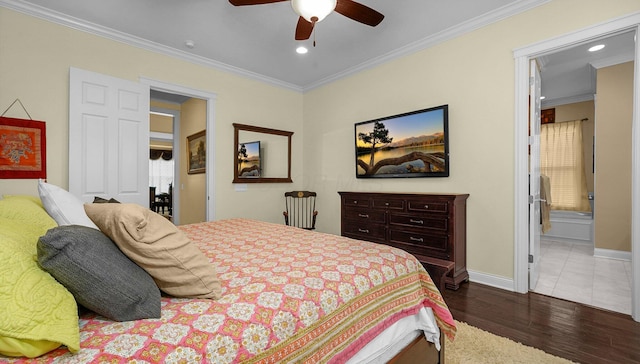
(540, 96, 546, 100)
(296, 46, 308, 54)
(588, 44, 605, 52)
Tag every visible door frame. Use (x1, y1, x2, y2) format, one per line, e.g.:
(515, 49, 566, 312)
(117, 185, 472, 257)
(513, 13, 640, 322)
(141, 77, 217, 221)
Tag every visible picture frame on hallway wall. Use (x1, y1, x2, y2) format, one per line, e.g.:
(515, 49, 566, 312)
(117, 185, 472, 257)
(187, 130, 206, 174)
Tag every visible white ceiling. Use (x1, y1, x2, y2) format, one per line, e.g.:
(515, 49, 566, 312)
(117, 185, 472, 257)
(5, 0, 544, 91)
(2, 0, 635, 100)
(539, 30, 636, 108)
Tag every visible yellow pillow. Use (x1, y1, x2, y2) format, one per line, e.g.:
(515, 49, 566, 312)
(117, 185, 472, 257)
(1, 194, 43, 207)
(0, 197, 80, 358)
(85, 203, 222, 299)
(0, 337, 61, 358)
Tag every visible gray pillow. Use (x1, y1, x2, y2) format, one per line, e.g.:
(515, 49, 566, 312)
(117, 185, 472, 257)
(37, 225, 161, 321)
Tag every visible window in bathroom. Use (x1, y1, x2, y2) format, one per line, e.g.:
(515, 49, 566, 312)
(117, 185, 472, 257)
(540, 119, 591, 212)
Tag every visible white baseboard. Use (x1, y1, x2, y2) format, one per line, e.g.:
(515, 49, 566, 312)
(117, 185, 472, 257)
(594, 248, 632, 261)
(467, 269, 516, 292)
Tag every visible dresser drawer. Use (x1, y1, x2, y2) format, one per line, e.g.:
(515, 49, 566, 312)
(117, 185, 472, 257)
(343, 208, 385, 223)
(407, 200, 448, 214)
(372, 198, 404, 210)
(389, 213, 448, 232)
(388, 229, 449, 259)
(343, 196, 370, 208)
(343, 222, 386, 241)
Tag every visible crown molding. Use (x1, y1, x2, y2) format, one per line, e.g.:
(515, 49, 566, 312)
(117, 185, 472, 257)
(303, 0, 551, 92)
(2, 0, 549, 93)
(541, 93, 594, 109)
(0, 0, 304, 93)
(590, 51, 635, 69)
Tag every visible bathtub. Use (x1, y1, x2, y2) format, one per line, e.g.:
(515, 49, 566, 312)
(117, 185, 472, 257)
(541, 210, 593, 243)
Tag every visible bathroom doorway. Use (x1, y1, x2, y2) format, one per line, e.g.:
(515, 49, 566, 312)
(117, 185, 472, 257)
(513, 16, 640, 322)
(532, 31, 635, 314)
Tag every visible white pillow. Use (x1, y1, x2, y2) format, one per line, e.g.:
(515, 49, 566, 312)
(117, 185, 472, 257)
(38, 180, 98, 229)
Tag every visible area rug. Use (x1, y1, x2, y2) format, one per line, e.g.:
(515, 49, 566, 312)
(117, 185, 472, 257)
(445, 321, 577, 364)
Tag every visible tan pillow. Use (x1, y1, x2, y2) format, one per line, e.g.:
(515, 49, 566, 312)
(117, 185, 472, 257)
(84, 203, 221, 299)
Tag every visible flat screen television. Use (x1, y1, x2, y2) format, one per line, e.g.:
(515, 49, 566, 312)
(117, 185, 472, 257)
(354, 104, 449, 178)
(237, 141, 261, 178)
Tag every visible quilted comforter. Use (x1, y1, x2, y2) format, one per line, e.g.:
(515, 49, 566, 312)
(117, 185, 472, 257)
(12, 218, 455, 363)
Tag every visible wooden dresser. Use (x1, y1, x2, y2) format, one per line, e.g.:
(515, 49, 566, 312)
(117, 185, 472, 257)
(339, 192, 469, 290)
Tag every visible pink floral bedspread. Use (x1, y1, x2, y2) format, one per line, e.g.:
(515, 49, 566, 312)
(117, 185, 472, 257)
(12, 218, 455, 363)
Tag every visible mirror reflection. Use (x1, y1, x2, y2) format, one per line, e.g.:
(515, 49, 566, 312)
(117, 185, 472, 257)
(233, 123, 293, 183)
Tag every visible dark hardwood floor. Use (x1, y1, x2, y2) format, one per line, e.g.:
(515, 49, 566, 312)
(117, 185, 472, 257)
(442, 283, 640, 364)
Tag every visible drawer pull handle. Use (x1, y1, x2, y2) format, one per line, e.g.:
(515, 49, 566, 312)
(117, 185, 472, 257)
(358, 213, 369, 218)
(410, 219, 424, 224)
(358, 228, 370, 233)
(385, 202, 390, 206)
(410, 237, 424, 243)
(424, 205, 429, 209)
(353, 201, 358, 204)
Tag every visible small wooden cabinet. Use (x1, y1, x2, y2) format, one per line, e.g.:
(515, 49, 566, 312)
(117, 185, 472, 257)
(339, 192, 469, 290)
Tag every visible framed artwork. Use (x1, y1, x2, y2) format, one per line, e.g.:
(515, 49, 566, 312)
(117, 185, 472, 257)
(0, 117, 47, 179)
(541, 108, 555, 124)
(187, 130, 206, 174)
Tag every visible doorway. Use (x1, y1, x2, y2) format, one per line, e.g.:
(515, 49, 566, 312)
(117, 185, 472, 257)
(530, 31, 635, 314)
(513, 16, 640, 322)
(141, 78, 217, 224)
(149, 102, 179, 223)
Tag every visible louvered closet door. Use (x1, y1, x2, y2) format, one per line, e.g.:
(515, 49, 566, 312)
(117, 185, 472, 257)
(69, 67, 150, 206)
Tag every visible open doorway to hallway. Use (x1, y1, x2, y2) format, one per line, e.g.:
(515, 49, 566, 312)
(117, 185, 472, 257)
(149, 89, 208, 226)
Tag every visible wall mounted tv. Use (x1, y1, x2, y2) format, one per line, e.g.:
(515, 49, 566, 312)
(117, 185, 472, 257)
(355, 104, 449, 178)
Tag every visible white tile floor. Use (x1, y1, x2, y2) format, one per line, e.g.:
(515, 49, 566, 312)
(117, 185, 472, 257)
(533, 238, 633, 315)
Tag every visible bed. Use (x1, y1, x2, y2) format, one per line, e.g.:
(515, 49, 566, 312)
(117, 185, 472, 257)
(0, 191, 456, 363)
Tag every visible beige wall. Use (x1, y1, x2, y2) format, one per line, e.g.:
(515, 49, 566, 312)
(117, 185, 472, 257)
(551, 101, 596, 192)
(179, 98, 207, 224)
(301, 0, 640, 279)
(1, 1, 639, 281)
(150, 112, 174, 149)
(150, 113, 173, 134)
(0, 7, 303, 226)
(595, 62, 634, 252)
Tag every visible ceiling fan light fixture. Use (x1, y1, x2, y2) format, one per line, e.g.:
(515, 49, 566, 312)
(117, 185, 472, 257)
(291, 0, 336, 23)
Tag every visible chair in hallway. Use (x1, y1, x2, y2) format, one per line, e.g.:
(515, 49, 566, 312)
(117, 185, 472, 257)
(149, 186, 157, 210)
(154, 183, 173, 216)
(283, 191, 317, 230)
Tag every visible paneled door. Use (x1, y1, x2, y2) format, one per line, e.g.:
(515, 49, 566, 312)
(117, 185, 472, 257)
(69, 67, 150, 206)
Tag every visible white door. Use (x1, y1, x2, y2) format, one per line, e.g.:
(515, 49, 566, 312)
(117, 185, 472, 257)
(69, 67, 150, 206)
(528, 59, 542, 289)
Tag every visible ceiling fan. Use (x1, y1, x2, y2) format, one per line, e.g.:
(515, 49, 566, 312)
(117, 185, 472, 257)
(228, 0, 384, 41)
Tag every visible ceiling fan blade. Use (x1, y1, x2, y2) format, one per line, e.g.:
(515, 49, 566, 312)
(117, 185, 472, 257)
(335, 0, 384, 27)
(229, 0, 287, 6)
(295, 17, 314, 40)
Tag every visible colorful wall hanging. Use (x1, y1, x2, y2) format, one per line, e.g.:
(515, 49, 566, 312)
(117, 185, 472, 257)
(0, 100, 47, 179)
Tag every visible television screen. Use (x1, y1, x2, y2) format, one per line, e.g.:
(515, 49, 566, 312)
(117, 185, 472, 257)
(237, 141, 261, 178)
(355, 104, 449, 178)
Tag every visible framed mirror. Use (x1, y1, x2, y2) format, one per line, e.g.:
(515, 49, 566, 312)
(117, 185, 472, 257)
(233, 123, 293, 183)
